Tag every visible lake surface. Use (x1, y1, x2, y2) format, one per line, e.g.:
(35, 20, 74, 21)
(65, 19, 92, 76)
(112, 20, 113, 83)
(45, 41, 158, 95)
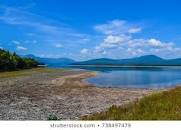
(69, 66, 181, 88)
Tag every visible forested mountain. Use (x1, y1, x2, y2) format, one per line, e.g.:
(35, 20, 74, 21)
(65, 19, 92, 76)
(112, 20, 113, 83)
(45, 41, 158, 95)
(0, 49, 39, 71)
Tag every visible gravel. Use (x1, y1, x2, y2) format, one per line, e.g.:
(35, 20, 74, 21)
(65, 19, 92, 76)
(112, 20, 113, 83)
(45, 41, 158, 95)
(0, 70, 154, 120)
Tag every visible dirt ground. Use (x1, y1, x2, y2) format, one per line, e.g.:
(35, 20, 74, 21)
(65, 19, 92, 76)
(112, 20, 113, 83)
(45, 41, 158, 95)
(0, 69, 154, 120)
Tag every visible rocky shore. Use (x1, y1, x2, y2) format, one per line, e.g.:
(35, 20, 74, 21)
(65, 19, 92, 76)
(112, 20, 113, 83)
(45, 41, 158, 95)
(0, 69, 154, 120)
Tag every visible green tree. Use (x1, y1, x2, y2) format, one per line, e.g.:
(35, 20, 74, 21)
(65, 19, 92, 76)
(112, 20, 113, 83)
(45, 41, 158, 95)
(0, 49, 39, 72)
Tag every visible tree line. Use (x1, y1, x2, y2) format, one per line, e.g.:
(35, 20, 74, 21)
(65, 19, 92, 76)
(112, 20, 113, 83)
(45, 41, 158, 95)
(0, 49, 40, 72)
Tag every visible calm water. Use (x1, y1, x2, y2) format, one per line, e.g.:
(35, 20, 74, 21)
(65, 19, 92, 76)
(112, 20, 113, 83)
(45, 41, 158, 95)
(70, 66, 181, 88)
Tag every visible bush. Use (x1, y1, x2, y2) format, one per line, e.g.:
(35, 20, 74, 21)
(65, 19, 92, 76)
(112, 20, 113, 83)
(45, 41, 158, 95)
(48, 114, 58, 120)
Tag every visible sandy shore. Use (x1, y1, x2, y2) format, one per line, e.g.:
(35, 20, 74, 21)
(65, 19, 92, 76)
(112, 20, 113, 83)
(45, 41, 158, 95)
(0, 69, 154, 120)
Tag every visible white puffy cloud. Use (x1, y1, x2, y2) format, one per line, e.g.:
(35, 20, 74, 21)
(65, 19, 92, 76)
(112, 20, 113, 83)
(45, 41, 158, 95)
(104, 35, 131, 44)
(95, 34, 131, 53)
(17, 46, 27, 51)
(93, 20, 181, 58)
(148, 39, 162, 47)
(128, 38, 174, 50)
(80, 48, 88, 54)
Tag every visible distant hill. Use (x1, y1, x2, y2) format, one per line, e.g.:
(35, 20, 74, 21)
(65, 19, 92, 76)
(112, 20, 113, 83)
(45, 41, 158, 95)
(72, 55, 181, 66)
(72, 58, 121, 65)
(24, 54, 75, 67)
(23, 54, 181, 67)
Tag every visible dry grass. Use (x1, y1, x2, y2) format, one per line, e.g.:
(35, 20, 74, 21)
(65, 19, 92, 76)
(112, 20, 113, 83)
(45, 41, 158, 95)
(0, 68, 68, 78)
(82, 87, 181, 120)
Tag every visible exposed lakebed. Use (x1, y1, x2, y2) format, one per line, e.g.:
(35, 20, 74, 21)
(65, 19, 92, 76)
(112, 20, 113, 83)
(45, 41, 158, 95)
(0, 68, 152, 120)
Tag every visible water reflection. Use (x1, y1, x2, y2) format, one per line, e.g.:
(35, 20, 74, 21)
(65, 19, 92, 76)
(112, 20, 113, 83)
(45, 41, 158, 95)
(69, 66, 181, 88)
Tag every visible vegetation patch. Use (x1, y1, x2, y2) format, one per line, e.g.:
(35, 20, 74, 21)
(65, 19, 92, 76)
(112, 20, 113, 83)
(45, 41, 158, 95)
(48, 114, 59, 120)
(0, 68, 67, 78)
(82, 87, 181, 120)
(0, 49, 39, 72)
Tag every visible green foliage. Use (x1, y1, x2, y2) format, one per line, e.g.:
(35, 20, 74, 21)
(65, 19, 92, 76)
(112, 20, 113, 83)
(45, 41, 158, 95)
(0, 49, 39, 71)
(48, 114, 58, 120)
(82, 87, 181, 120)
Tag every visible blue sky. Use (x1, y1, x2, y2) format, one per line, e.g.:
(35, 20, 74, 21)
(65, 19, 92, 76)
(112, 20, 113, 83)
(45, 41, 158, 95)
(1, 0, 181, 60)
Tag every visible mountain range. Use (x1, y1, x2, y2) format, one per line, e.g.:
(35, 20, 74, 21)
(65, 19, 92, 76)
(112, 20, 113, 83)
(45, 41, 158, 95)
(24, 55, 181, 67)
(24, 54, 75, 67)
(72, 55, 181, 66)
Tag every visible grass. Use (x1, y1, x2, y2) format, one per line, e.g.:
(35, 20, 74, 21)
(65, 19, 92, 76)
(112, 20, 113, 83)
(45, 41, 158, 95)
(82, 87, 181, 120)
(0, 67, 68, 78)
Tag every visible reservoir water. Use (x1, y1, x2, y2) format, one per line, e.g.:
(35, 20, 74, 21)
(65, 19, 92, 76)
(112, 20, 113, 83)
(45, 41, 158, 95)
(70, 66, 181, 88)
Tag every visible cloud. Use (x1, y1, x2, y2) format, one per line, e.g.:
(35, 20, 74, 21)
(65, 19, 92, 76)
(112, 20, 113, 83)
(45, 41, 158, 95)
(94, 19, 141, 35)
(0, 6, 90, 50)
(17, 46, 27, 51)
(12, 40, 21, 45)
(94, 20, 126, 35)
(93, 19, 181, 58)
(80, 48, 88, 54)
(95, 34, 131, 53)
(128, 38, 174, 49)
(0, 7, 63, 34)
(0, 6, 180, 60)
(128, 27, 141, 33)
(96, 37, 180, 58)
(148, 39, 162, 47)
(104, 35, 131, 44)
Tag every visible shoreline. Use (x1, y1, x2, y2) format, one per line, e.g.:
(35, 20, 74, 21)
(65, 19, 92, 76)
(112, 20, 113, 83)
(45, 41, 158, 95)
(68, 64, 181, 68)
(50, 70, 158, 119)
(53, 70, 158, 91)
(0, 68, 159, 120)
